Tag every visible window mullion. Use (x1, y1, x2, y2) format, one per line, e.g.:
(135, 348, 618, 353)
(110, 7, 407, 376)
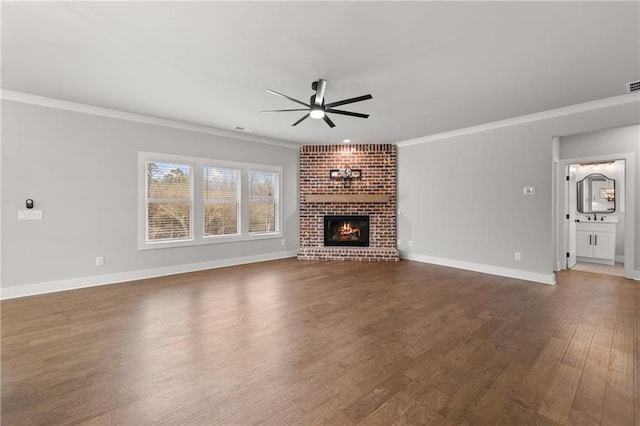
(240, 167, 248, 237)
(191, 162, 201, 240)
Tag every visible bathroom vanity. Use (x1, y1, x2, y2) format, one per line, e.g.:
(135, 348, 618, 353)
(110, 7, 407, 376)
(576, 221, 616, 265)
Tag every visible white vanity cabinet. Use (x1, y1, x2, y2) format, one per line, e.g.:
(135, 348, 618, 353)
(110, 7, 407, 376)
(576, 222, 616, 265)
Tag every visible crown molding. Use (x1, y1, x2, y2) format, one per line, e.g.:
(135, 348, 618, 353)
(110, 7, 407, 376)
(4, 89, 637, 150)
(396, 93, 640, 147)
(1, 90, 300, 150)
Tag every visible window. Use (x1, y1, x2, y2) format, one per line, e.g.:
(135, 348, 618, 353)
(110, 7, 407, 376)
(139, 152, 282, 249)
(248, 169, 279, 234)
(203, 166, 240, 237)
(145, 162, 193, 241)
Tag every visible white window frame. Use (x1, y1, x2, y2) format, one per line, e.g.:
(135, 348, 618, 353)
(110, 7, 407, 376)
(203, 164, 242, 239)
(138, 152, 283, 250)
(140, 153, 195, 249)
(248, 168, 281, 236)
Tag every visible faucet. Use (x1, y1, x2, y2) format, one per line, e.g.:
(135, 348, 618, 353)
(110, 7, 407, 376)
(593, 213, 597, 221)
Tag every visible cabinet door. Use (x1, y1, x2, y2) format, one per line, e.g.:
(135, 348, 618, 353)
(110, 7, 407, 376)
(576, 230, 593, 257)
(593, 231, 615, 260)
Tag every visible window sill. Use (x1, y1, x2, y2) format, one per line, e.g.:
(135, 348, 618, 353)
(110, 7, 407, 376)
(138, 232, 282, 250)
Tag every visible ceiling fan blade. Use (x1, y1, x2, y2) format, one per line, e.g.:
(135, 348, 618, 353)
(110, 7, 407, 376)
(325, 94, 373, 108)
(262, 109, 309, 113)
(315, 79, 327, 106)
(325, 109, 369, 119)
(323, 115, 336, 128)
(266, 89, 310, 107)
(292, 113, 310, 126)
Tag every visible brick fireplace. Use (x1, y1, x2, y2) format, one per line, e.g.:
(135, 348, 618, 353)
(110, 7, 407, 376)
(298, 144, 400, 261)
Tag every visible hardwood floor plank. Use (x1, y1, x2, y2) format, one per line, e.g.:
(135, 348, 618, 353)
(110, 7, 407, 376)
(602, 370, 635, 425)
(561, 302, 601, 370)
(360, 391, 415, 425)
(400, 388, 450, 425)
(566, 408, 600, 426)
(537, 363, 582, 424)
(591, 301, 617, 349)
(341, 373, 412, 423)
(437, 351, 511, 423)
(1, 259, 637, 425)
(634, 280, 640, 426)
(518, 336, 572, 407)
(71, 412, 111, 426)
(467, 360, 530, 424)
(610, 285, 635, 377)
(571, 343, 611, 423)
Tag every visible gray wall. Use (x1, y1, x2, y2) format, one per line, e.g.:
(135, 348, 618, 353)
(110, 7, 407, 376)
(397, 99, 640, 281)
(560, 124, 640, 265)
(3, 96, 638, 294)
(1, 100, 299, 291)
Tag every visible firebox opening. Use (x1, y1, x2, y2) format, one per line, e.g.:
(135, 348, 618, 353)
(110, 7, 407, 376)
(324, 215, 370, 247)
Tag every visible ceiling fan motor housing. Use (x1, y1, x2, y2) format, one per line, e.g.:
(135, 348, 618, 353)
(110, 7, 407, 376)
(310, 95, 325, 107)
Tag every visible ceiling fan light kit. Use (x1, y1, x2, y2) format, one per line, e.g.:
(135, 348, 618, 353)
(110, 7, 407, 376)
(310, 107, 325, 119)
(263, 79, 372, 128)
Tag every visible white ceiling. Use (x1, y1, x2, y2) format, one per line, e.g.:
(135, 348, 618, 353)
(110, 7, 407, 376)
(2, 2, 638, 145)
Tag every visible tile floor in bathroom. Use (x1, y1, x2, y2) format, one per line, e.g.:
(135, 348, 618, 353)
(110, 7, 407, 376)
(571, 261, 625, 277)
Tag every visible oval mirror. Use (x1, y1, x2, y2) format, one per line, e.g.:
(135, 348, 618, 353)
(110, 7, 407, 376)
(577, 173, 615, 214)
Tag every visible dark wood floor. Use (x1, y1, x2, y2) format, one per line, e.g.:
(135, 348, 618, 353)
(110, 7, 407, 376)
(1, 259, 638, 425)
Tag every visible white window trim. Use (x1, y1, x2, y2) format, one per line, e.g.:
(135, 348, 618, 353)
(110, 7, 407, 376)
(202, 163, 242, 238)
(138, 152, 283, 250)
(248, 168, 281, 236)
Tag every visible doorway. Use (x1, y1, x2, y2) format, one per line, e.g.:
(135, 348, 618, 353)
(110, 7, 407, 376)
(567, 160, 625, 277)
(557, 154, 635, 279)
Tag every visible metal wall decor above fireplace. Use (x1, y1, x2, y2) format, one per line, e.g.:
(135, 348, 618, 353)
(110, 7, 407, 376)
(324, 215, 370, 247)
(329, 168, 362, 180)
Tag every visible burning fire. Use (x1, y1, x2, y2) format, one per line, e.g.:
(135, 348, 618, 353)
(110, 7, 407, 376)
(337, 222, 361, 240)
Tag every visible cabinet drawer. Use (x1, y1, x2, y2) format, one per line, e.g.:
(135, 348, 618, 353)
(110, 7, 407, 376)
(575, 222, 615, 233)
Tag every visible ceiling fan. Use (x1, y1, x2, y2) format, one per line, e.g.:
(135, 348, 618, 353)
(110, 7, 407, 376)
(262, 79, 372, 128)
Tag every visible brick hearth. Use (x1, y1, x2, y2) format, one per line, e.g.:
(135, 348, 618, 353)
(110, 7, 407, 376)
(298, 144, 399, 261)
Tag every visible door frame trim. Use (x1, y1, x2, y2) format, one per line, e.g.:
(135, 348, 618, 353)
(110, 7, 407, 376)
(556, 152, 635, 279)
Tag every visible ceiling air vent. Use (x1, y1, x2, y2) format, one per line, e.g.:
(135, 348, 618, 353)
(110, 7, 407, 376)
(627, 80, 640, 93)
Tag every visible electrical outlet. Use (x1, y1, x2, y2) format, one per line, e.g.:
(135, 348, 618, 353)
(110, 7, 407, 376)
(408, 240, 413, 248)
(96, 256, 104, 266)
(523, 186, 535, 195)
(514, 252, 522, 261)
(281, 239, 285, 246)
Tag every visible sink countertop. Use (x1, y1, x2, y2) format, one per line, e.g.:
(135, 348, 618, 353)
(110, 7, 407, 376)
(577, 217, 619, 224)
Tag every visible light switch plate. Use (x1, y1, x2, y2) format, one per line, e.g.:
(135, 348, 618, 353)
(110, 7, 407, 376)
(18, 210, 43, 220)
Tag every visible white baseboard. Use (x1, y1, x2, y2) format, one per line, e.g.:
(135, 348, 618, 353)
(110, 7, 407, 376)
(400, 251, 556, 285)
(576, 256, 615, 266)
(1, 250, 297, 300)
